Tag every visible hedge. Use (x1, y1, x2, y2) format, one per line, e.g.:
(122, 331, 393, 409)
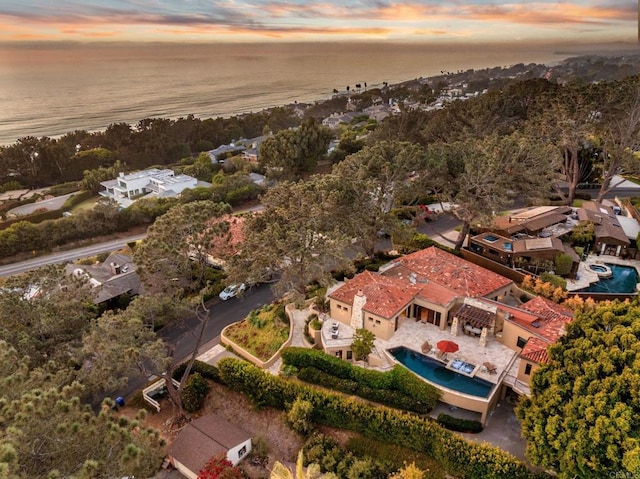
(437, 413, 483, 434)
(61, 190, 94, 210)
(281, 347, 439, 411)
(0, 208, 64, 230)
(298, 366, 434, 414)
(217, 358, 546, 479)
(172, 360, 221, 383)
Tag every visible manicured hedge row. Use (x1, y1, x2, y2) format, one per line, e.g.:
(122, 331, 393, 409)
(172, 360, 221, 383)
(217, 358, 546, 479)
(0, 208, 63, 229)
(437, 413, 483, 433)
(282, 347, 439, 411)
(298, 366, 433, 414)
(61, 190, 94, 209)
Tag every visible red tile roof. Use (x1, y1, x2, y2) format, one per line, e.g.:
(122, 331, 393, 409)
(520, 296, 572, 343)
(329, 270, 420, 319)
(520, 336, 551, 364)
(415, 281, 459, 306)
(382, 247, 512, 298)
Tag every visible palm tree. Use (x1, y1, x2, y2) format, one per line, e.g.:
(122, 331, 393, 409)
(270, 451, 332, 479)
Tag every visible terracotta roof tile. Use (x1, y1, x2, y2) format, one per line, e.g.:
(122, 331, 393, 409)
(520, 336, 551, 364)
(382, 247, 512, 298)
(329, 271, 420, 319)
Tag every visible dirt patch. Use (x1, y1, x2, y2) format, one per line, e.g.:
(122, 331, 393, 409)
(120, 381, 304, 478)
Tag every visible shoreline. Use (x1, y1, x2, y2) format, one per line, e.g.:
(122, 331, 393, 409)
(1, 42, 637, 147)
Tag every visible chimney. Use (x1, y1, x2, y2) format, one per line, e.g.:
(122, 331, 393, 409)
(110, 262, 121, 275)
(119, 172, 125, 178)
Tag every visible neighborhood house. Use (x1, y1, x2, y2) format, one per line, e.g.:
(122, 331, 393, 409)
(324, 246, 573, 423)
(167, 414, 252, 479)
(99, 168, 199, 208)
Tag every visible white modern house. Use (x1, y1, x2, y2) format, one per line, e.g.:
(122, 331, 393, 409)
(99, 169, 198, 208)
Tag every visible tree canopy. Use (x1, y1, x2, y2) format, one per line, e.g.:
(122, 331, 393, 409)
(517, 299, 640, 478)
(259, 118, 332, 180)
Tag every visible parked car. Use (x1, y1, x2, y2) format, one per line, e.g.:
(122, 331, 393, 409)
(219, 283, 246, 300)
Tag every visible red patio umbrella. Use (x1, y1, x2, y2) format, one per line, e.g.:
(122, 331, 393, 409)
(437, 340, 459, 354)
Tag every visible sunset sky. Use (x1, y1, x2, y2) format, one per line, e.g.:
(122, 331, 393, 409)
(0, 0, 636, 44)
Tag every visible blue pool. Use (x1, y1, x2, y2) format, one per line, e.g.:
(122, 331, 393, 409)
(388, 346, 494, 398)
(578, 264, 639, 293)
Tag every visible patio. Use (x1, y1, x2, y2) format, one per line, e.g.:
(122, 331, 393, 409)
(372, 317, 519, 384)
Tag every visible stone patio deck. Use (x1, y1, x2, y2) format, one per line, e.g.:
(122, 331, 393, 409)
(369, 317, 519, 384)
(566, 254, 640, 292)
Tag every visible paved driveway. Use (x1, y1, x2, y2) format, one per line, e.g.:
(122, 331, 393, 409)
(8, 192, 77, 216)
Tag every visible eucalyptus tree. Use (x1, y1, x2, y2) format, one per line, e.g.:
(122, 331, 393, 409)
(426, 133, 556, 250)
(526, 83, 598, 205)
(226, 178, 353, 304)
(328, 140, 428, 257)
(593, 76, 640, 201)
(133, 200, 234, 422)
(517, 299, 640, 478)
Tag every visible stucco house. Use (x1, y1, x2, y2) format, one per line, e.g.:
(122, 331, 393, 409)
(167, 414, 252, 479)
(323, 246, 574, 421)
(327, 247, 513, 346)
(99, 168, 198, 208)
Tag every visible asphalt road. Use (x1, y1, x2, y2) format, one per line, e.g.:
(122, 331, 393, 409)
(7, 191, 77, 216)
(115, 283, 275, 401)
(0, 233, 147, 277)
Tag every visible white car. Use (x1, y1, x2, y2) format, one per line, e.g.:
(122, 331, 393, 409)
(219, 283, 246, 300)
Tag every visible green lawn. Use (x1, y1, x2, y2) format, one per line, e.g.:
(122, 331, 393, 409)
(69, 195, 100, 213)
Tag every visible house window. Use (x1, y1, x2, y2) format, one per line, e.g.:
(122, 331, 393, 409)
(346, 351, 353, 360)
(368, 317, 374, 322)
(335, 350, 343, 359)
(524, 363, 532, 376)
(517, 336, 528, 349)
(238, 445, 247, 457)
(375, 319, 381, 324)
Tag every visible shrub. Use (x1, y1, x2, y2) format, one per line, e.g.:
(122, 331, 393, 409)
(61, 190, 94, 210)
(47, 181, 80, 196)
(182, 372, 211, 413)
(282, 348, 439, 413)
(436, 414, 483, 433)
(217, 358, 540, 479)
(173, 360, 221, 383)
(287, 397, 315, 436)
(553, 253, 574, 276)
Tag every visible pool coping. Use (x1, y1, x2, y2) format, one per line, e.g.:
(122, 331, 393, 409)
(385, 346, 496, 400)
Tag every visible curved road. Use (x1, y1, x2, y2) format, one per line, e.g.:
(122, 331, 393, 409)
(7, 192, 78, 216)
(0, 233, 147, 277)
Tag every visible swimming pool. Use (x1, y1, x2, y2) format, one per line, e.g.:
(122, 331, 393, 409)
(578, 264, 639, 293)
(388, 346, 494, 398)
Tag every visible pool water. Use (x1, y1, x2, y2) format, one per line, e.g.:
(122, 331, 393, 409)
(578, 264, 639, 293)
(388, 346, 493, 398)
(590, 265, 608, 273)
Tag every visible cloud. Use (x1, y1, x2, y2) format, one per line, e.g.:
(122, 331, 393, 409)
(0, 0, 635, 42)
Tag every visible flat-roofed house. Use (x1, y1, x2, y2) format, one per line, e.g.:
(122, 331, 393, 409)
(469, 231, 580, 276)
(100, 168, 198, 208)
(492, 205, 573, 237)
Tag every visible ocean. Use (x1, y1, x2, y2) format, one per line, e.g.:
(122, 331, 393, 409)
(0, 41, 623, 146)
